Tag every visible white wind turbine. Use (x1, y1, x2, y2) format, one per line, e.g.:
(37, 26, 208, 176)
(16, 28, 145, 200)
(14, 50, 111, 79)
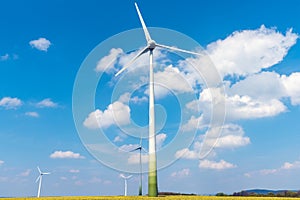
(115, 2, 202, 197)
(35, 166, 50, 198)
(130, 136, 147, 196)
(120, 174, 132, 196)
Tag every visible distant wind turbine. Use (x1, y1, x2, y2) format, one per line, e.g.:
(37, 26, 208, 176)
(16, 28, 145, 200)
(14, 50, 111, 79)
(35, 166, 50, 198)
(115, 2, 202, 197)
(130, 135, 147, 196)
(120, 174, 132, 196)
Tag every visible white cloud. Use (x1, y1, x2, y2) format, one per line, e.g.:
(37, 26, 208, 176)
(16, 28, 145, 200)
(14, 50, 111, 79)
(199, 87, 286, 121)
(0, 53, 9, 61)
(69, 169, 80, 173)
(50, 151, 84, 159)
(0, 97, 22, 109)
(29, 37, 51, 51)
(113, 136, 123, 142)
(0, 160, 4, 166)
(118, 92, 148, 105)
(206, 25, 298, 78)
(230, 71, 286, 100)
(36, 98, 58, 108)
(176, 124, 249, 161)
(60, 176, 67, 181)
(25, 111, 39, 118)
(214, 124, 250, 148)
(175, 148, 199, 160)
(19, 169, 31, 177)
(83, 101, 130, 129)
(156, 133, 167, 150)
(182, 115, 205, 132)
(153, 65, 194, 98)
(246, 158, 300, 177)
(171, 168, 190, 178)
(128, 153, 148, 164)
(259, 169, 278, 175)
(227, 95, 286, 120)
(95, 48, 123, 73)
(281, 161, 300, 170)
(130, 95, 148, 104)
(199, 159, 236, 170)
(282, 72, 300, 105)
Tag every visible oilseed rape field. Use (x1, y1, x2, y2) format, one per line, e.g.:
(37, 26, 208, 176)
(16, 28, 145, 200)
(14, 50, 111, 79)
(1, 196, 300, 200)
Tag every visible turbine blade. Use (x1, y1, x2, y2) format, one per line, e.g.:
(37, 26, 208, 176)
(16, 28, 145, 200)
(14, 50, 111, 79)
(43, 172, 51, 175)
(156, 43, 203, 56)
(129, 146, 141, 152)
(141, 147, 148, 153)
(35, 175, 41, 183)
(37, 166, 41, 174)
(115, 46, 149, 77)
(134, 2, 152, 42)
(120, 174, 125, 179)
(139, 135, 143, 146)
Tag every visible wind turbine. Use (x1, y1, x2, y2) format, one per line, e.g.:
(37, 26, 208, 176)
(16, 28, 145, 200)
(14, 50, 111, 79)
(115, 2, 202, 197)
(120, 174, 132, 196)
(130, 136, 147, 196)
(35, 166, 50, 198)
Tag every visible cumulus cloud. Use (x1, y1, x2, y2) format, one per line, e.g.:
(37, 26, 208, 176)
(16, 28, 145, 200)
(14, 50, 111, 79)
(25, 111, 39, 118)
(176, 124, 250, 160)
(182, 115, 205, 132)
(156, 133, 167, 150)
(36, 98, 58, 108)
(282, 72, 300, 105)
(0, 97, 22, 109)
(206, 25, 298, 78)
(95, 48, 124, 73)
(171, 168, 190, 178)
(199, 87, 287, 121)
(229, 71, 286, 100)
(29, 38, 51, 51)
(281, 160, 300, 170)
(128, 153, 148, 164)
(175, 147, 199, 160)
(50, 151, 84, 159)
(83, 101, 130, 129)
(211, 124, 250, 149)
(153, 65, 194, 98)
(199, 159, 236, 170)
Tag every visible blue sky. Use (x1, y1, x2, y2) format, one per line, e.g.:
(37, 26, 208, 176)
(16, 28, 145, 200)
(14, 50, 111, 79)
(1, 0, 300, 197)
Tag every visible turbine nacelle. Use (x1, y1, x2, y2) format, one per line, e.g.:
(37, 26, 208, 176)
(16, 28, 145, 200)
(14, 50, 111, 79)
(148, 40, 156, 50)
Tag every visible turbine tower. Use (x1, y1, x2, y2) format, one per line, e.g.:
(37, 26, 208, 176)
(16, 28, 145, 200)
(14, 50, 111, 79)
(115, 2, 202, 197)
(130, 136, 146, 196)
(35, 166, 50, 198)
(120, 174, 132, 196)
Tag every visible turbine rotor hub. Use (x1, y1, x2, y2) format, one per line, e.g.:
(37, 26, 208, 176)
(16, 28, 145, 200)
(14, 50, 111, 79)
(148, 40, 156, 49)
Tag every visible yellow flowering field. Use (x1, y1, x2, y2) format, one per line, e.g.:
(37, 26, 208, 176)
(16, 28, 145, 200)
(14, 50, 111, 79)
(1, 196, 300, 200)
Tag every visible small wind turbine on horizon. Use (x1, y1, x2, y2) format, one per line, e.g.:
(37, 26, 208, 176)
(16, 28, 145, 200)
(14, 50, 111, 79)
(130, 135, 147, 196)
(120, 174, 132, 196)
(35, 166, 50, 198)
(115, 2, 202, 197)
